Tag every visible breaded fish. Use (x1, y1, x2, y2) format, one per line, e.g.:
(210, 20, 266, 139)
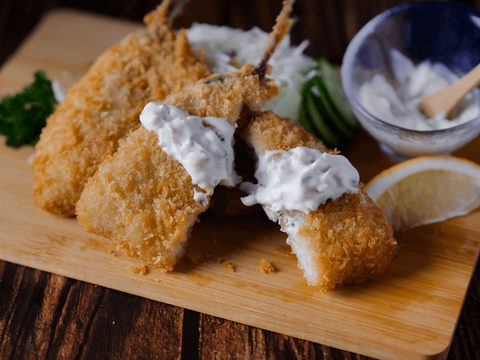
(76, 1, 295, 271)
(241, 111, 399, 292)
(76, 68, 278, 271)
(32, 0, 211, 216)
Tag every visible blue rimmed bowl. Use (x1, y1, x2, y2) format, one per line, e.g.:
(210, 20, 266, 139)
(341, 1, 480, 162)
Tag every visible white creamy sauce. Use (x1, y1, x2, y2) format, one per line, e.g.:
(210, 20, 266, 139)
(280, 210, 306, 236)
(140, 102, 241, 204)
(240, 147, 359, 220)
(358, 54, 480, 131)
(187, 23, 314, 120)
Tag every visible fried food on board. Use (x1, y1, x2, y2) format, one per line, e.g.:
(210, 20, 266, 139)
(76, 1, 296, 271)
(240, 111, 399, 292)
(32, 0, 211, 217)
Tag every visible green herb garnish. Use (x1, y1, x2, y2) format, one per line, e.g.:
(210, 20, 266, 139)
(0, 70, 57, 147)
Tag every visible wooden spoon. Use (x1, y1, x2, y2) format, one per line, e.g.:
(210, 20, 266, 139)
(420, 62, 480, 119)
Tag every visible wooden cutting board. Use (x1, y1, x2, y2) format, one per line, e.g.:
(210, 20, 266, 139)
(1, 9, 479, 360)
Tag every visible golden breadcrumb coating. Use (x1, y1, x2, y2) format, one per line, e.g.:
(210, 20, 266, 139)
(242, 110, 330, 153)
(76, 127, 205, 271)
(242, 111, 399, 292)
(76, 67, 278, 271)
(293, 192, 398, 291)
(165, 65, 277, 124)
(32, 2, 210, 216)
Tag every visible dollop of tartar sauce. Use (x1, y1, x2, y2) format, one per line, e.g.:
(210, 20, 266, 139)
(140, 102, 241, 204)
(358, 55, 480, 131)
(186, 24, 314, 120)
(240, 147, 359, 219)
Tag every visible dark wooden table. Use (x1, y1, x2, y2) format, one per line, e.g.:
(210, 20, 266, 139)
(1, 0, 480, 359)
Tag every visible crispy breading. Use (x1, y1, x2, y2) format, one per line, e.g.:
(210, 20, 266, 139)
(165, 65, 277, 124)
(258, 259, 275, 273)
(242, 110, 329, 153)
(32, 2, 211, 216)
(76, 126, 204, 271)
(76, 68, 278, 271)
(242, 111, 399, 292)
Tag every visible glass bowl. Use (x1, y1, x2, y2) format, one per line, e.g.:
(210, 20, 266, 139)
(341, 1, 480, 162)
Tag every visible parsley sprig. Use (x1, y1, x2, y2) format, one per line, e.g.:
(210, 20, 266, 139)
(0, 70, 57, 147)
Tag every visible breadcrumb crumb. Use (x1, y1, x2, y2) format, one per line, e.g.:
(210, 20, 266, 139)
(127, 265, 148, 275)
(223, 261, 235, 272)
(258, 259, 275, 273)
(108, 250, 116, 256)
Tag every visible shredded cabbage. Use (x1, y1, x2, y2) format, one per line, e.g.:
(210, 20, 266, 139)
(187, 23, 314, 120)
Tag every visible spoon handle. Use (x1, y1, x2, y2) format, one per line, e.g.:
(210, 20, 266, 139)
(420, 62, 480, 119)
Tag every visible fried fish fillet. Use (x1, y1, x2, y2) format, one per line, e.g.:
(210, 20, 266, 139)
(32, 0, 211, 216)
(241, 111, 399, 292)
(76, 0, 295, 271)
(76, 67, 278, 271)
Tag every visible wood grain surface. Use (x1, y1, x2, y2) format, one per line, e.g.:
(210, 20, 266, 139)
(0, 4, 480, 360)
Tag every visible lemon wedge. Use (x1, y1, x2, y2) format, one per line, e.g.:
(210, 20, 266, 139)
(364, 156, 480, 231)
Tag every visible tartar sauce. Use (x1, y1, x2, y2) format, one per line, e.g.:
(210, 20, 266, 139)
(240, 147, 359, 219)
(358, 54, 480, 131)
(140, 102, 241, 204)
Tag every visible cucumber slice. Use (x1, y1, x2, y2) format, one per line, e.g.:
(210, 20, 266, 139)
(303, 89, 343, 148)
(297, 97, 314, 133)
(309, 77, 355, 139)
(316, 57, 358, 130)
